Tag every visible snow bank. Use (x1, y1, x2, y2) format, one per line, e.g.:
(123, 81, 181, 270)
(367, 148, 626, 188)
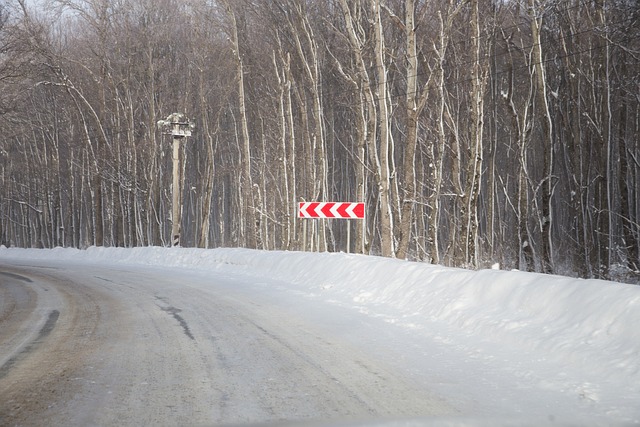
(2, 246, 639, 382)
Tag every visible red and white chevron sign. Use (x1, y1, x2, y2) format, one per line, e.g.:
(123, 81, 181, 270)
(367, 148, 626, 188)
(298, 202, 365, 219)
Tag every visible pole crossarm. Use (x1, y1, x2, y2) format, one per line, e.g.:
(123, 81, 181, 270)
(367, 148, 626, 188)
(157, 113, 195, 139)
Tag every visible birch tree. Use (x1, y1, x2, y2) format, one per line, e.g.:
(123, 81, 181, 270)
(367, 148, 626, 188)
(223, 0, 258, 249)
(372, 0, 394, 257)
(528, 0, 554, 273)
(461, 0, 489, 267)
(395, 0, 433, 260)
(336, 0, 378, 254)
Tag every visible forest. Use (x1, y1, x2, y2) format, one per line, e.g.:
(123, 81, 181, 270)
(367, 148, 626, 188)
(0, 0, 638, 282)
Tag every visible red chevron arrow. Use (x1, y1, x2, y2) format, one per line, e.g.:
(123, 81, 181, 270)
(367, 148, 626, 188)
(336, 203, 350, 218)
(320, 202, 335, 217)
(305, 202, 320, 218)
(352, 202, 365, 218)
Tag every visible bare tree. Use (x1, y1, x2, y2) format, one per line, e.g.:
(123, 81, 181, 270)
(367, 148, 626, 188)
(223, 0, 258, 249)
(528, 0, 555, 273)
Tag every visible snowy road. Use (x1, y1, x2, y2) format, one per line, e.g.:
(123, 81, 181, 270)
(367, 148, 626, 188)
(0, 259, 453, 426)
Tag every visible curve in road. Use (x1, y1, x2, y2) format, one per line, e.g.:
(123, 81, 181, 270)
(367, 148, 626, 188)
(0, 260, 454, 426)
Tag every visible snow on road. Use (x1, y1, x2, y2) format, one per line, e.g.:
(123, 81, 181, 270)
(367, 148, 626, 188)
(1, 246, 639, 424)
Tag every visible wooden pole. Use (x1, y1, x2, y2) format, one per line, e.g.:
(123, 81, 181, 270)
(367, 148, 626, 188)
(171, 133, 182, 247)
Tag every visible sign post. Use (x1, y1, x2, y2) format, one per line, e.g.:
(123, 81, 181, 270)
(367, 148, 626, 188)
(298, 202, 365, 253)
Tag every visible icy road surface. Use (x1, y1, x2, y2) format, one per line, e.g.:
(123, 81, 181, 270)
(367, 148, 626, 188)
(0, 259, 452, 426)
(2, 247, 639, 426)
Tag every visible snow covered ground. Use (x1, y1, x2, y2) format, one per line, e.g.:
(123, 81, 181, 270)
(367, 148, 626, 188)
(1, 246, 639, 425)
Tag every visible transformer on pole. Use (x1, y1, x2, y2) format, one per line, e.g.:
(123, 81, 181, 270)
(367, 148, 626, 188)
(157, 113, 194, 247)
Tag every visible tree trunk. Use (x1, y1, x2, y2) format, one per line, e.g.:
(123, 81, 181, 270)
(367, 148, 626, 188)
(461, 0, 486, 267)
(226, 2, 258, 249)
(529, 0, 554, 273)
(373, 0, 394, 258)
(397, 0, 432, 260)
(197, 71, 215, 249)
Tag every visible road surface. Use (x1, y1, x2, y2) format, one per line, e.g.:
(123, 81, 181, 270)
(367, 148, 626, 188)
(0, 259, 454, 426)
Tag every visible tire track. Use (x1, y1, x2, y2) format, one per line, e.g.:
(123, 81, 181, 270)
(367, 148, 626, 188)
(0, 310, 59, 380)
(0, 266, 110, 426)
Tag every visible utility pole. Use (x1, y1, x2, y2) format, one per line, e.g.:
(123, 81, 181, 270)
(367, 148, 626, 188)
(158, 113, 194, 247)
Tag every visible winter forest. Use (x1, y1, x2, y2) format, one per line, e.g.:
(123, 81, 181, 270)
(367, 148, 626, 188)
(0, 0, 639, 282)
